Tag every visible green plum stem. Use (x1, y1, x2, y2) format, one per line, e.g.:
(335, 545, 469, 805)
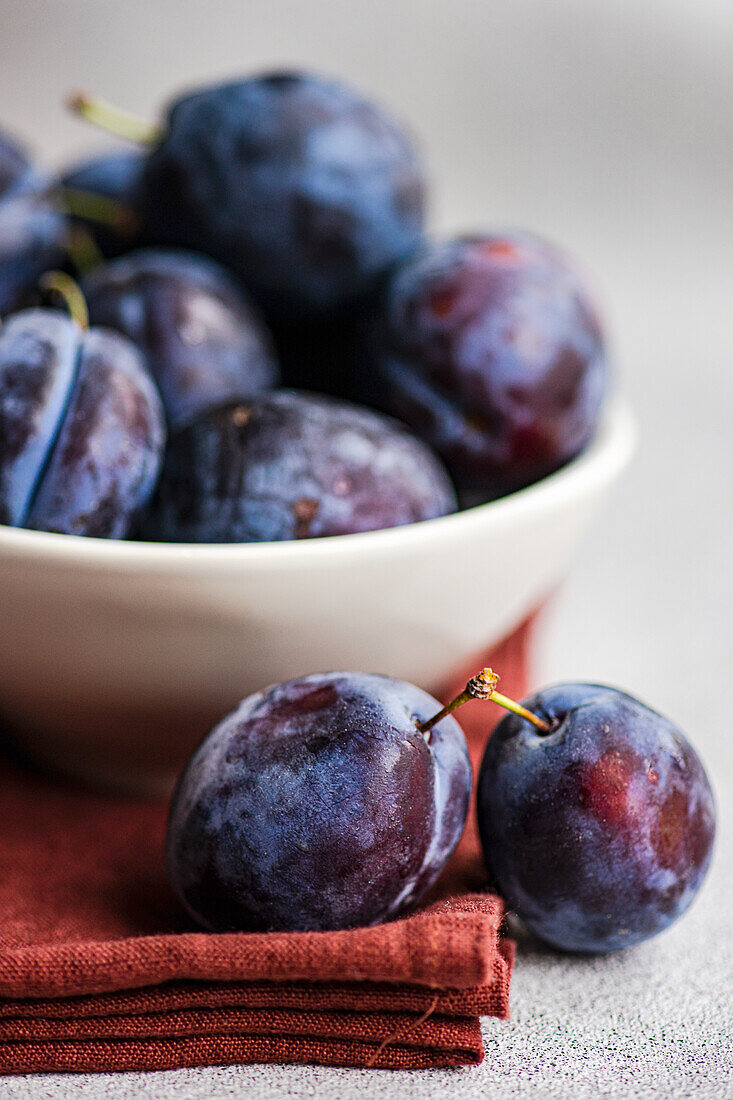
(488, 690, 551, 732)
(57, 187, 139, 233)
(417, 666, 550, 735)
(64, 225, 104, 276)
(67, 92, 161, 145)
(39, 271, 89, 330)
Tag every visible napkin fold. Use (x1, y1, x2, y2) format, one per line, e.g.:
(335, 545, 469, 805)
(0, 614, 535, 1073)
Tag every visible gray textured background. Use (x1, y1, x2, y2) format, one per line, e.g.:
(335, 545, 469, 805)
(2, 0, 732, 1095)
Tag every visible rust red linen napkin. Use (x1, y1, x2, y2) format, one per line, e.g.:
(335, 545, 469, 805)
(0, 616, 534, 1073)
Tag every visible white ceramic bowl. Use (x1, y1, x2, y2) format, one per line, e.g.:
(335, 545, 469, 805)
(0, 400, 635, 793)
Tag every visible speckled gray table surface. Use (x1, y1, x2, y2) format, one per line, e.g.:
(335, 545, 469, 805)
(1, 0, 732, 1095)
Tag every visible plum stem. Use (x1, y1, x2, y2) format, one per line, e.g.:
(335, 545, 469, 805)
(67, 92, 161, 145)
(56, 186, 139, 233)
(417, 667, 551, 734)
(39, 271, 89, 330)
(489, 688, 552, 732)
(64, 225, 104, 276)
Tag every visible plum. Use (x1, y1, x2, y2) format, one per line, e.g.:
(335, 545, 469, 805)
(477, 683, 716, 953)
(373, 233, 608, 501)
(0, 130, 35, 197)
(143, 390, 456, 543)
(138, 71, 425, 319)
(0, 307, 165, 537)
(57, 148, 144, 259)
(0, 310, 79, 526)
(84, 249, 279, 428)
(166, 671, 471, 932)
(0, 196, 68, 316)
(0, 128, 67, 316)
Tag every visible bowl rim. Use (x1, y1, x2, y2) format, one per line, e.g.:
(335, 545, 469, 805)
(0, 398, 636, 569)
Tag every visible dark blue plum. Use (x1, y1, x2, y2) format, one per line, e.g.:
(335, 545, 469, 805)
(27, 328, 166, 538)
(140, 71, 426, 319)
(57, 148, 144, 259)
(477, 684, 716, 953)
(0, 194, 68, 314)
(166, 671, 471, 931)
(0, 129, 67, 316)
(0, 311, 79, 526)
(0, 195, 69, 316)
(142, 390, 456, 543)
(0, 308, 165, 538)
(373, 233, 608, 501)
(84, 249, 279, 428)
(0, 129, 34, 198)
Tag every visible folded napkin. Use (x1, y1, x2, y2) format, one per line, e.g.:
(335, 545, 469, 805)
(0, 615, 535, 1073)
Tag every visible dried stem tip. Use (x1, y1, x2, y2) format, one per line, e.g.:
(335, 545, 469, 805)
(465, 667, 500, 699)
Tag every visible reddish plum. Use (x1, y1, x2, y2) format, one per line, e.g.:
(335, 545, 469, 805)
(477, 683, 715, 953)
(374, 233, 608, 500)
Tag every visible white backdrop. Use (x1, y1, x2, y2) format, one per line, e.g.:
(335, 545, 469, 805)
(1, 1, 732, 1096)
